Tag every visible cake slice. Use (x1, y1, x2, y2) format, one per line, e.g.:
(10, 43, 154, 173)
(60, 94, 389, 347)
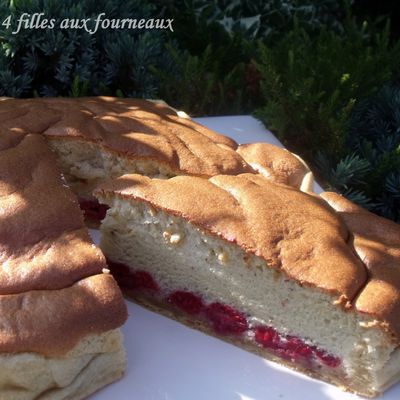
(94, 173, 400, 398)
(0, 134, 128, 399)
(0, 97, 313, 225)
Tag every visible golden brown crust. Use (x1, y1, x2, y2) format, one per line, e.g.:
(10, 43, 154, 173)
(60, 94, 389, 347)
(0, 97, 253, 177)
(0, 274, 127, 356)
(95, 173, 367, 305)
(321, 192, 400, 341)
(0, 134, 127, 354)
(237, 143, 309, 188)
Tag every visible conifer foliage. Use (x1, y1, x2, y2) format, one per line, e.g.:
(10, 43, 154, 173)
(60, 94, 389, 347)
(318, 84, 400, 221)
(255, 17, 400, 221)
(0, 0, 173, 97)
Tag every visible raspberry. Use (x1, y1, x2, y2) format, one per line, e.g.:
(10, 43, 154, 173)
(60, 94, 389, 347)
(106, 260, 159, 291)
(205, 303, 248, 335)
(314, 349, 341, 368)
(255, 328, 316, 365)
(167, 291, 204, 315)
(254, 326, 280, 348)
(254, 326, 340, 367)
(284, 336, 313, 358)
(131, 270, 159, 291)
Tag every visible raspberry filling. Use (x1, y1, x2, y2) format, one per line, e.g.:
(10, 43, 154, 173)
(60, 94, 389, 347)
(106, 260, 159, 291)
(205, 303, 248, 335)
(314, 349, 341, 368)
(254, 327, 340, 367)
(168, 291, 204, 315)
(106, 259, 341, 368)
(79, 200, 109, 222)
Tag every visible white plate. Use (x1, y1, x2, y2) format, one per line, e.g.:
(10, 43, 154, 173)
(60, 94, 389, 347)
(91, 116, 400, 400)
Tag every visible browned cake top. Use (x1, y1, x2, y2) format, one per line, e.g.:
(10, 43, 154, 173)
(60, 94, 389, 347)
(95, 173, 368, 308)
(0, 134, 127, 355)
(0, 97, 252, 177)
(321, 192, 400, 341)
(237, 143, 308, 188)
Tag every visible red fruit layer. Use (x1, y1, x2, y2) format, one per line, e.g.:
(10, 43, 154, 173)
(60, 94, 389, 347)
(107, 260, 341, 368)
(254, 327, 340, 367)
(168, 291, 204, 315)
(205, 302, 248, 335)
(79, 199, 109, 221)
(314, 348, 341, 368)
(106, 259, 159, 291)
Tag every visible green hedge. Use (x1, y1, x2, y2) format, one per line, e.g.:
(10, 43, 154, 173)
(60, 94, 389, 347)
(254, 15, 400, 221)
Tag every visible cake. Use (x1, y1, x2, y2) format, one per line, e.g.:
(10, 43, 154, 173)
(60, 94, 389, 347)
(94, 172, 400, 398)
(0, 133, 128, 399)
(0, 97, 312, 224)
